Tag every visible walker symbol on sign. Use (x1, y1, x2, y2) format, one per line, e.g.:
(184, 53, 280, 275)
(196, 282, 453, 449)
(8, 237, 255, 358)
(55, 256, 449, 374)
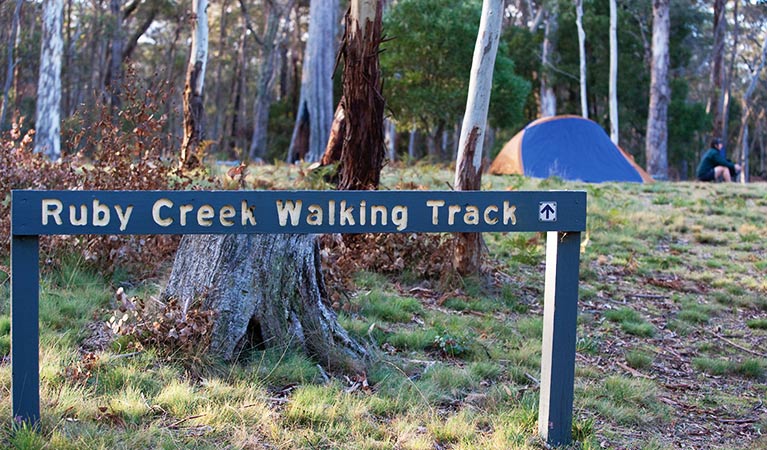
(539, 202, 557, 222)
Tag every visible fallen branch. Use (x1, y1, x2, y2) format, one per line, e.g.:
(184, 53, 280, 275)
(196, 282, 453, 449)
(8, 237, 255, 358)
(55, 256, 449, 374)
(167, 414, 206, 429)
(718, 417, 759, 424)
(316, 364, 330, 383)
(626, 293, 669, 300)
(616, 361, 654, 379)
(704, 329, 767, 358)
(110, 351, 143, 359)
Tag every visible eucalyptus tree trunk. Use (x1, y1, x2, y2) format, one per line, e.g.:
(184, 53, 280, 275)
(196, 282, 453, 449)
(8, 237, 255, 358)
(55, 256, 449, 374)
(408, 127, 416, 159)
(211, 0, 230, 147)
(709, 0, 726, 140)
(122, 7, 159, 63)
(248, 0, 294, 161)
(164, 234, 366, 370)
(0, 0, 22, 130)
(108, 0, 123, 110)
(34, 0, 63, 161)
(721, 0, 738, 143)
(645, 0, 670, 181)
(609, 0, 619, 145)
(333, 0, 386, 190)
(286, 0, 338, 163)
(385, 118, 396, 162)
(575, 0, 588, 119)
(735, 32, 767, 183)
(224, 33, 247, 155)
(181, 0, 210, 168)
(163, 15, 184, 156)
(540, 6, 557, 118)
(453, 0, 503, 275)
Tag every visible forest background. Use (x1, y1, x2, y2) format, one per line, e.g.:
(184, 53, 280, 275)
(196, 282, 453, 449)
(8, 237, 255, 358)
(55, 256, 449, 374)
(0, 0, 766, 179)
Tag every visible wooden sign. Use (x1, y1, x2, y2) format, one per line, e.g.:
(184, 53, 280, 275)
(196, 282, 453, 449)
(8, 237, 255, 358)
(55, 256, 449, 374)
(11, 190, 585, 446)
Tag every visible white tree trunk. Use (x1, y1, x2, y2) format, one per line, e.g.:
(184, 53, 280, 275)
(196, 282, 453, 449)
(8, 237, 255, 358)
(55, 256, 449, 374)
(645, 0, 670, 180)
(453, 0, 503, 274)
(540, 8, 557, 118)
(35, 0, 64, 161)
(385, 118, 397, 162)
(575, 0, 588, 119)
(351, 0, 377, 37)
(609, 0, 619, 145)
(287, 0, 337, 163)
(181, 0, 210, 167)
(408, 126, 416, 159)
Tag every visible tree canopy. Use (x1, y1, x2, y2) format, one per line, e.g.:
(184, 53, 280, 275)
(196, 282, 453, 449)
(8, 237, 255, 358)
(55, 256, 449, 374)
(380, 0, 530, 135)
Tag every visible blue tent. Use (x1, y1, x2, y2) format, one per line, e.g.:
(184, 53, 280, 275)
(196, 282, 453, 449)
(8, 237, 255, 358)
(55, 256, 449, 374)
(489, 116, 653, 183)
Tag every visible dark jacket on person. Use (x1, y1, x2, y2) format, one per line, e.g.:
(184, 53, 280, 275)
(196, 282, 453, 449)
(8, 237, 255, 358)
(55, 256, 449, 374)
(696, 148, 736, 180)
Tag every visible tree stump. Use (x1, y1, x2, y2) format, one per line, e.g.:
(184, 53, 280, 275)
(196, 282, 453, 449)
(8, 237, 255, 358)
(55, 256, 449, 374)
(163, 234, 367, 371)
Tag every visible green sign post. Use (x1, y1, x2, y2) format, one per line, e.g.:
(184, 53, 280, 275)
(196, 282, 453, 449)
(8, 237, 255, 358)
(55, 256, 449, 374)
(11, 189, 586, 446)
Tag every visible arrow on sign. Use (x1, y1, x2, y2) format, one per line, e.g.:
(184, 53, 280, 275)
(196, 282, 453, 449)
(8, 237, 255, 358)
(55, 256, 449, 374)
(539, 202, 557, 222)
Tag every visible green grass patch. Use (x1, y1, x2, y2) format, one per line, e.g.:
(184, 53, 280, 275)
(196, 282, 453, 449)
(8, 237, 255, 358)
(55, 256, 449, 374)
(385, 328, 438, 351)
(693, 357, 765, 379)
(516, 317, 543, 339)
(747, 318, 767, 330)
(359, 291, 423, 323)
(604, 308, 656, 337)
(582, 376, 669, 426)
(625, 350, 653, 370)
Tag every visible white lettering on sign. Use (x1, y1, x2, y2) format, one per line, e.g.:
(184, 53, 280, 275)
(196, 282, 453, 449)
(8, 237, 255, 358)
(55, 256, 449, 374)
(151, 199, 258, 228)
(42, 198, 134, 231)
(425, 200, 516, 226)
(275, 200, 409, 230)
(35, 196, 532, 233)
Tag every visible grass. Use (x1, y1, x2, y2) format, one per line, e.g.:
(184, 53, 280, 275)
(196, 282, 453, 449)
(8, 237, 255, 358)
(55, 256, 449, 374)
(2, 164, 767, 449)
(693, 357, 766, 380)
(747, 318, 767, 330)
(604, 307, 656, 337)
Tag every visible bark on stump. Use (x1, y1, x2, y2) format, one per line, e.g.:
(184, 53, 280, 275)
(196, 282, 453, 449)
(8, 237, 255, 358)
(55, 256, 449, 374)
(164, 234, 367, 371)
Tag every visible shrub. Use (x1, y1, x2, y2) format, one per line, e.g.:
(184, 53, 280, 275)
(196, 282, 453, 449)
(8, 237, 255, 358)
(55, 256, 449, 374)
(1, 73, 207, 276)
(108, 287, 215, 358)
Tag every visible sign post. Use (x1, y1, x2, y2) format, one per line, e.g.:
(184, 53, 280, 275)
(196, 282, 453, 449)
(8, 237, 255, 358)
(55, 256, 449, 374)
(11, 189, 585, 446)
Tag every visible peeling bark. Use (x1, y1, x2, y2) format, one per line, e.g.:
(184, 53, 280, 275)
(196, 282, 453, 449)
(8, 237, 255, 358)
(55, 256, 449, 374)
(336, 2, 386, 191)
(453, 0, 503, 274)
(181, 0, 210, 169)
(164, 234, 367, 370)
(454, 127, 483, 274)
(321, 101, 346, 166)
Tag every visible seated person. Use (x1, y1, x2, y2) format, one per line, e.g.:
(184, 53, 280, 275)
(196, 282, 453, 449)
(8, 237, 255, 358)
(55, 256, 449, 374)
(696, 138, 741, 182)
